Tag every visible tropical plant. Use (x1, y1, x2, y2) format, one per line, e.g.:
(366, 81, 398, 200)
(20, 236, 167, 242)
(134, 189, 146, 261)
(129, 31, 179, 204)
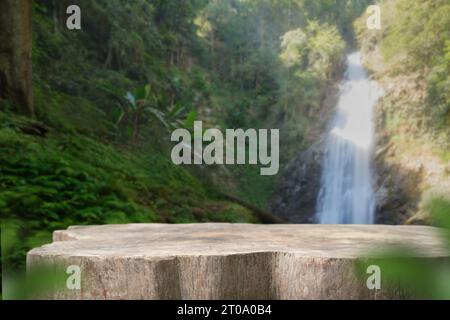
(119, 84, 197, 142)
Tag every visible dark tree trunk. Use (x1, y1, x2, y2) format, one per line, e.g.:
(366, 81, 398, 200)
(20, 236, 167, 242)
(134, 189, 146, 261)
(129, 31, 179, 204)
(0, 0, 34, 117)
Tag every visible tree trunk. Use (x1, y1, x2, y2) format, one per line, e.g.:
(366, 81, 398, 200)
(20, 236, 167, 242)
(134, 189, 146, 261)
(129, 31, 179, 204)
(0, 0, 34, 117)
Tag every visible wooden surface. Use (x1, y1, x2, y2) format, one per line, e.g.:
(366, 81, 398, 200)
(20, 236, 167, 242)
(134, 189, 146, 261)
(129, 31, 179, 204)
(27, 223, 448, 300)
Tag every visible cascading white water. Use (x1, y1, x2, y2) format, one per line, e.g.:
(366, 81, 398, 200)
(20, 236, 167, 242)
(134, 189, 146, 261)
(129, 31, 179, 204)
(316, 52, 383, 224)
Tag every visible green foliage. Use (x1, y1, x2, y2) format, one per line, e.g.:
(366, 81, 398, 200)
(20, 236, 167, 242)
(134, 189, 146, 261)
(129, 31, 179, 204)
(230, 165, 277, 209)
(194, 1, 356, 162)
(354, 189, 450, 300)
(277, 21, 345, 159)
(421, 188, 450, 243)
(366, 0, 450, 146)
(31, 0, 367, 161)
(206, 203, 258, 223)
(381, 0, 450, 71)
(122, 84, 197, 141)
(279, 21, 345, 102)
(355, 248, 450, 300)
(2, 257, 69, 300)
(280, 28, 309, 68)
(427, 41, 450, 136)
(33, 1, 206, 140)
(0, 111, 256, 277)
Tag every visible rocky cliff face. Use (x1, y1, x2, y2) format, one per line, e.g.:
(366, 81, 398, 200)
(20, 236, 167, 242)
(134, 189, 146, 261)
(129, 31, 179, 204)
(359, 45, 450, 225)
(268, 141, 325, 223)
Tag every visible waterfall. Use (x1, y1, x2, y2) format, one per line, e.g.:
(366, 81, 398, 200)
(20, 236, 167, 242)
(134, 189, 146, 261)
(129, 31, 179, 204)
(316, 52, 383, 224)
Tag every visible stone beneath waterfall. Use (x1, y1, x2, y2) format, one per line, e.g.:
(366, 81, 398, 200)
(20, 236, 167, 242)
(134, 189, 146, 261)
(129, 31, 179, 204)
(268, 141, 325, 223)
(27, 223, 448, 300)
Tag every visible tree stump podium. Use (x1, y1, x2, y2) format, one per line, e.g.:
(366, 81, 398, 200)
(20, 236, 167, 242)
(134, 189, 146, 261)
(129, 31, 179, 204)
(27, 223, 448, 300)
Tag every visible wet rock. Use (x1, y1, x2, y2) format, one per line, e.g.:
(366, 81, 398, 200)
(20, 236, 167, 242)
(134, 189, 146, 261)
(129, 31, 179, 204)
(268, 141, 325, 223)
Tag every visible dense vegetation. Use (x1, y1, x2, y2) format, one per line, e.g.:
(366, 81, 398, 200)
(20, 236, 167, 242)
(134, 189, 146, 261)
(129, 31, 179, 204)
(1, 0, 373, 293)
(367, 0, 449, 143)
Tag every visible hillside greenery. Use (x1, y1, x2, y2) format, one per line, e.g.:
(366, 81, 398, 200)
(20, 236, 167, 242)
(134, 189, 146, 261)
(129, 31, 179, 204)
(357, 0, 450, 146)
(1, 0, 372, 295)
